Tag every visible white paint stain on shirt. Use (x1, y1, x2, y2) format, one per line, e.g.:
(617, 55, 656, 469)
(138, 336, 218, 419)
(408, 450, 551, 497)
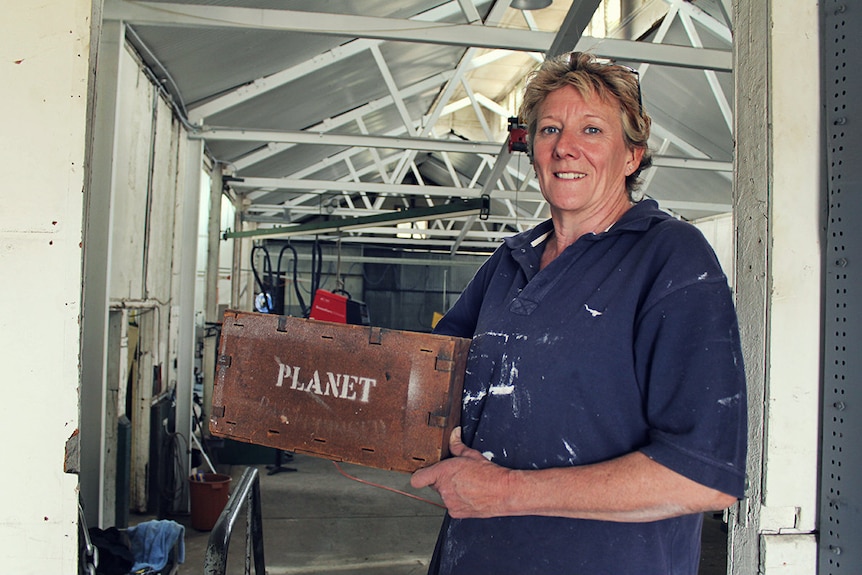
(477, 331, 511, 342)
(463, 389, 487, 406)
(718, 392, 741, 407)
(506, 359, 519, 384)
(584, 304, 603, 317)
(562, 439, 578, 463)
(475, 331, 528, 343)
(489, 384, 515, 395)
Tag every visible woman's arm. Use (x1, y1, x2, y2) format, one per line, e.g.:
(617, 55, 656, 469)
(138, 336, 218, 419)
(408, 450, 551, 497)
(411, 427, 737, 522)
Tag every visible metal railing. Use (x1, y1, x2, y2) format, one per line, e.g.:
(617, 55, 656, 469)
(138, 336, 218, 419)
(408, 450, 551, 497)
(204, 467, 266, 575)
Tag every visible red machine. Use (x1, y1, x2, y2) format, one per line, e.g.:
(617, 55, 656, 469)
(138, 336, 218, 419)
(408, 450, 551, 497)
(308, 289, 370, 326)
(508, 116, 528, 153)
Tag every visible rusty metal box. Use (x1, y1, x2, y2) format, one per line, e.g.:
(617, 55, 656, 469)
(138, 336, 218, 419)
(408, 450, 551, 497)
(210, 310, 470, 473)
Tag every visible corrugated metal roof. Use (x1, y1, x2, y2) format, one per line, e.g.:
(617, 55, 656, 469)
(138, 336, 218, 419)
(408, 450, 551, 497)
(106, 0, 733, 253)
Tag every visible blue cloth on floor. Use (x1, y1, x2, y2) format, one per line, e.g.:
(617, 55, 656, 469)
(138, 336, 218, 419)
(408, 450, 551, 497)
(127, 519, 185, 573)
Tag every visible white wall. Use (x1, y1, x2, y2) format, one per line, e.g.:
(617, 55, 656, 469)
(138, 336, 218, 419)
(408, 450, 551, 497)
(694, 213, 735, 284)
(105, 41, 194, 516)
(759, 0, 821, 566)
(73, 26, 202, 526)
(0, 1, 92, 572)
(729, 0, 822, 572)
(196, 178, 236, 319)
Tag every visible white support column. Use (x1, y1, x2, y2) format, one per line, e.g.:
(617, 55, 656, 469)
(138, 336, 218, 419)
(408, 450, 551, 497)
(231, 202, 244, 309)
(729, 0, 770, 570)
(202, 163, 223, 435)
(79, 18, 124, 528)
(730, 0, 822, 573)
(102, 308, 129, 527)
(759, 0, 821, 569)
(170, 138, 204, 511)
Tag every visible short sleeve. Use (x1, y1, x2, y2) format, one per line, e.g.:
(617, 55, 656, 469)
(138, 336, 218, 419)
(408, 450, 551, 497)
(636, 277, 747, 498)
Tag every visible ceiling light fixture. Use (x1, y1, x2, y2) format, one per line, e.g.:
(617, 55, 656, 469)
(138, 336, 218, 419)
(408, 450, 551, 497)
(511, 0, 552, 10)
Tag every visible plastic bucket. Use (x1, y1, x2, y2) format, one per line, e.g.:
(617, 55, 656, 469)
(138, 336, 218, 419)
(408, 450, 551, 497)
(188, 473, 232, 531)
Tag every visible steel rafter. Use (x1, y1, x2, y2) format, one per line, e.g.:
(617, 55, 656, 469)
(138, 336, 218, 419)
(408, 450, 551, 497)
(104, 0, 736, 252)
(105, 2, 731, 69)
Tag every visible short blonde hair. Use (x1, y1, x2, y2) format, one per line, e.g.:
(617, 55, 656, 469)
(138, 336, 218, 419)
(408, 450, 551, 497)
(518, 51, 653, 196)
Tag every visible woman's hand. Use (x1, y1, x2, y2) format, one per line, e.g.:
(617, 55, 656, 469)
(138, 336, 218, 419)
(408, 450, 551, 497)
(410, 427, 515, 519)
(413, 428, 739, 523)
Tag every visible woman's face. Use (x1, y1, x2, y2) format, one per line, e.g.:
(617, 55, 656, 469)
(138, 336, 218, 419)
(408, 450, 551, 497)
(532, 85, 643, 224)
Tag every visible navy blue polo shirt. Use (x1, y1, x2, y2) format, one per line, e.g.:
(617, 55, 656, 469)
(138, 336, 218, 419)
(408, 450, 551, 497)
(430, 199, 747, 575)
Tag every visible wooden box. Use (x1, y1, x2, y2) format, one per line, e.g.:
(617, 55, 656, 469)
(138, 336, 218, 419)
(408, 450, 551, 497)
(209, 310, 470, 473)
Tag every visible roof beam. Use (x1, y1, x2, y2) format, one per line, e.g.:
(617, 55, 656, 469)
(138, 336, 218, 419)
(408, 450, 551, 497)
(103, 1, 554, 49)
(353, 118, 392, 184)
(451, 142, 513, 254)
(133, 0, 491, 122)
(653, 199, 731, 213)
(239, 184, 543, 205)
(225, 197, 489, 240)
(456, 0, 482, 24)
(183, 11, 514, 121)
(195, 128, 502, 155)
(636, 2, 678, 78)
(717, 0, 732, 28)
(676, 6, 733, 133)
(547, 0, 603, 56)
(370, 45, 417, 137)
(666, 0, 732, 44)
(205, 129, 733, 173)
(188, 39, 375, 122)
(104, 1, 731, 71)
(250, 233, 500, 251)
(640, 138, 671, 196)
(575, 36, 730, 72)
(228, 72, 459, 170)
(651, 156, 732, 172)
(247, 147, 425, 211)
(231, 177, 491, 199)
(386, 0, 516, 187)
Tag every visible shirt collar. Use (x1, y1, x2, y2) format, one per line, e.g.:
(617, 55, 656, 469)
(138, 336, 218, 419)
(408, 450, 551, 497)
(503, 199, 667, 251)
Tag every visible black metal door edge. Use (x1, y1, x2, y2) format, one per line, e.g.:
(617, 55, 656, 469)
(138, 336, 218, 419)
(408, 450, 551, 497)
(820, 2, 862, 573)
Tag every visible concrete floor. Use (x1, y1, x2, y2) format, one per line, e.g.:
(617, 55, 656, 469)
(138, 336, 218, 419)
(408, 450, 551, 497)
(178, 454, 444, 575)
(144, 453, 729, 575)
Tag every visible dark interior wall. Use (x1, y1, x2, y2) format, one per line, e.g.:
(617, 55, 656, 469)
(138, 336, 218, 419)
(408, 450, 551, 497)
(361, 248, 484, 332)
(254, 240, 367, 319)
(256, 240, 485, 332)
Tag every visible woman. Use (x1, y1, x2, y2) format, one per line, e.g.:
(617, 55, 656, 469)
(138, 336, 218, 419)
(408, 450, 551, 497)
(411, 52, 747, 575)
